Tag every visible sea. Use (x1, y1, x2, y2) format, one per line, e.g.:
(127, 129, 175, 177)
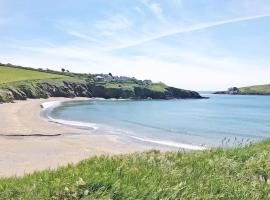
(46, 93, 270, 150)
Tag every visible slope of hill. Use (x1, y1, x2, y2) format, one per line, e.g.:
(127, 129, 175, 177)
(214, 84, 270, 95)
(0, 64, 203, 102)
(0, 65, 67, 84)
(240, 84, 270, 95)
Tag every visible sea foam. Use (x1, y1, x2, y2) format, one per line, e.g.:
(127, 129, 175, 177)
(41, 101, 99, 130)
(130, 136, 207, 150)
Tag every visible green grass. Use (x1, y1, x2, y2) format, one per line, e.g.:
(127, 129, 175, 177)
(148, 83, 167, 92)
(1, 141, 270, 199)
(0, 66, 67, 84)
(99, 82, 167, 92)
(101, 82, 140, 90)
(240, 84, 270, 94)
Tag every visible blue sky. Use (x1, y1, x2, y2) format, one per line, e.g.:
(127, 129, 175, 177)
(1, 0, 270, 90)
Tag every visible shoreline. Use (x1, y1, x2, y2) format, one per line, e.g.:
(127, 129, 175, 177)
(0, 97, 205, 177)
(42, 98, 207, 151)
(0, 97, 154, 177)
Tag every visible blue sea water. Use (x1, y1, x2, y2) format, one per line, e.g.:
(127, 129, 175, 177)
(49, 93, 270, 149)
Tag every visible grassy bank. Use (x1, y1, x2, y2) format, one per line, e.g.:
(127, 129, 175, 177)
(1, 140, 270, 199)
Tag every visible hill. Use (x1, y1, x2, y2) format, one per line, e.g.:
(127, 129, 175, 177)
(1, 140, 270, 199)
(0, 65, 66, 84)
(240, 84, 270, 95)
(214, 84, 270, 95)
(0, 64, 203, 102)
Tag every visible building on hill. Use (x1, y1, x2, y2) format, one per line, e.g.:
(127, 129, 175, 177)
(94, 75, 105, 82)
(143, 80, 152, 85)
(94, 74, 138, 83)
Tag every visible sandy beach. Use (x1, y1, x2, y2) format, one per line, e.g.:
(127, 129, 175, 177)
(0, 98, 153, 177)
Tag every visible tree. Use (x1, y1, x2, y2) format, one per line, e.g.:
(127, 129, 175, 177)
(61, 68, 65, 73)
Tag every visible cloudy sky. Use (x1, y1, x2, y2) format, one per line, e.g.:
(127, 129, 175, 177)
(0, 0, 270, 90)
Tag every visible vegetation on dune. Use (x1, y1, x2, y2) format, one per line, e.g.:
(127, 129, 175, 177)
(0, 65, 67, 84)
(1, 141, 270, 199)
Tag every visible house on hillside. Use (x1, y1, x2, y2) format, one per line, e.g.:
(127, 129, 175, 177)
(143, 80, 152, 85)
(94, 75, 105, 82)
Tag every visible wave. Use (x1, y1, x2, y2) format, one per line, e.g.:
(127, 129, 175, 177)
(130, 136, 207, 150)
(87, 98, 131, 101)
(41, 101, 62, 110)
(41, 101, 99, 130)
(47, 117, 100, 130)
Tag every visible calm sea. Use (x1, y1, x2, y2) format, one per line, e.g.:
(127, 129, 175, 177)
(49, 93, 270, 150)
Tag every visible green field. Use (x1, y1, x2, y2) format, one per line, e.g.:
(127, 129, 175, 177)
(1, 140, 270, 199)
(240, 84, 270, 94)
(0, 65, 66, 84)
(101, 82, 167, 92)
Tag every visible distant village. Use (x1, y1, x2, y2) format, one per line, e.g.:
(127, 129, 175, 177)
(94, 73, 153, 85)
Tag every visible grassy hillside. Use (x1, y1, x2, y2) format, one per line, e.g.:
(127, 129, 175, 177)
(240, 84, 270, 95)
(215, 84, 270, 95)
(1, 141, 270, 199)
(0, 65, 67, 84)
(0, 64, 202, 102)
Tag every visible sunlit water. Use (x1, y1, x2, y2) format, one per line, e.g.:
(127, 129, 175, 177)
(49, 93, 270, 149)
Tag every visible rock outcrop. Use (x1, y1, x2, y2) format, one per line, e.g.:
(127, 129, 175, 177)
(0, 79, 203, 103)
(214, 87, 240, 95)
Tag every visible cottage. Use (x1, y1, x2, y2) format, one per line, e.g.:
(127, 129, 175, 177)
(143, 80, 152, 85)
(95, 75, 105, 82)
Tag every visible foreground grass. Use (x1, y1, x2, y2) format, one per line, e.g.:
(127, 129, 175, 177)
(0, 65, 66, 84)
(1, 141, 270, 199)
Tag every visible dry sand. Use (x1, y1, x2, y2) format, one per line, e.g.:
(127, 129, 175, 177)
(0, 98, 151, 177)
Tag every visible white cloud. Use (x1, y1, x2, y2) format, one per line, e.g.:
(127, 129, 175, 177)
(63, 12, 270, 52)
(5, 39, 270, 91)
(2, 1, 270, 91)
(108, 12, 270, 50)
(142, 0, 167, 23)
(94, 14, 131, 36)
(66, 31, 102, 43)
(59, 5, 270, 53)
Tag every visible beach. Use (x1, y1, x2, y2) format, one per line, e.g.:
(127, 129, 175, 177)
(0, 98, 152, 177)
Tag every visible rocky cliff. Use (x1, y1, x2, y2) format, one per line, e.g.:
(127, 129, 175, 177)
(0, 79, 203, 103)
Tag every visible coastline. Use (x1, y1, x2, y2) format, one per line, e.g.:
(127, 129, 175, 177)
(0, 97, 153, 177)
(0, 97, 206, 177)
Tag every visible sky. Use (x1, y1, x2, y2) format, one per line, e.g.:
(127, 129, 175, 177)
(0, 0, 270, 91)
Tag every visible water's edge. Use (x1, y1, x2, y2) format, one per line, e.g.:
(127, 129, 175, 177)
(40, 99, 207, 151)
